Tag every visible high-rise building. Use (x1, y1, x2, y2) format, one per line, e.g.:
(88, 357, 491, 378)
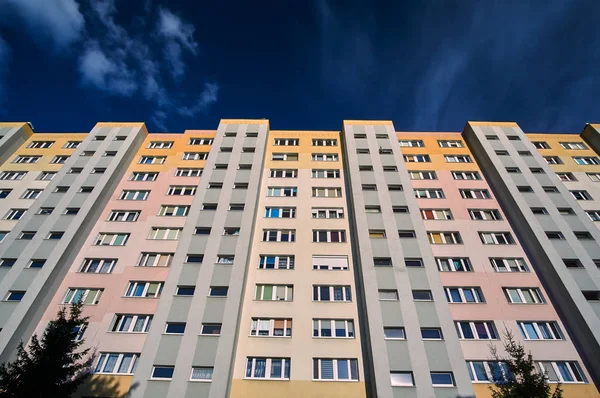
(0, 120, 599, 397)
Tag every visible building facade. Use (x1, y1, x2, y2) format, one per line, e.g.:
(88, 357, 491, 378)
(0, 120, 599, 397)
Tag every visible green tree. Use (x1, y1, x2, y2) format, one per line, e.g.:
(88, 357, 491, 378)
(489, 328, 563, 398)
(0, 301, 93, 398)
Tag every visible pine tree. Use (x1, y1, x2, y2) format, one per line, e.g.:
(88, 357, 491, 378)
(489, 328, 563, 398)
(0, 301, 93, 398)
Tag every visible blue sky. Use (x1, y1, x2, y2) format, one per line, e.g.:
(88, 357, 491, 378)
(0, 0, 598, 133)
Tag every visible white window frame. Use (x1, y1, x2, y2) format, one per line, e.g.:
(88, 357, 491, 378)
(403, 154, 430, 163)
(444, 155, 472, 163)
(312, 169, 340, 178)
(130, 172, 158, 181)
(311, 207, 344, 219)
(5, 208, 26, 220)
(570, 190, 592, 200)
(175, 168, 203, 177)
(147, 141, 173, 149)
(273, 138, 299, 146)
(265, 207, 296, 218)
(313, 319, 355, 338)
(0, 171, 27, 180)
(269, 169, 297, 178)
(312, 139, 337, 146)
(245, 357, 291, 380)
(188, 138, 213, 145)
(587, 210, 600, 221)
(28, 141, 54, 149)
(313, 285, 352, 302)
(95, 233, 129, 246)
(518, 321, 563, 340)
(537, 361, 586, 383)
(313, 358, 359, 381)
(504, 287, 545, 304)
(94, 353, 139, 374)
(427, 232, 462, 244)
(108, 210, 140, 222)
(190, 367, 214, 381)
(272, 153, 298, 161)
(37, 171, 55, 181)
(167, 186, 196, 195)
(51, 155, 70, 164)
(469, 209, 501, 220)
(148, 228, 182, 240)
(436, 257, 472, 272)
(455, 321, 497, 340)
(312, 153, 339, 161)
(79, 258, 116, 274)
(250, 318, 293, 337)
(557, 172, 576, 182)
(312, 255, 349, 270)
(21, 189, 42, 199)
(125, 281, 164, 298)
(254, 284, 294, 301)
(460, 189, 491, 199)
(573, 156, 600, 165)
(258, 255, 295, 270)
(544, 156, 562, 165)
(409, 171, 437, 180)
(111, 314, 153, 333)
(119, 190, 149, 200)
(414, 189, 444, 198)
(262, 229, 296, 242)
(445, 287, 485, 303)
(158, 205, 189, 216)
(312, 187, 342, 198)
(137, 253, 173, 267)
(267, 186, 297, 197)
(139, 156, 166, 164)
(479, 232, 514, 245)
(490, 258, 528, 272)
(438, 140, 464, 148)
(13, 155, 41, 164)
(312, 230, 347, 243)
(182, 152, 208, 160)
(420, 209, 452, 220)
(587, 173, 600, 182)
(398, 140, 424, 147)
(62, 288, 103, 304)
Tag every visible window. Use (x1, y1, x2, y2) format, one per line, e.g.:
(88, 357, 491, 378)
(81, 150, 95, 157)
(182, 152, 208, 160)
(37, 207, 53, 215)
(130, 172, 158, 181)
(518, 151, 532, 156)
(444, 155, 472, 163)
(574, 156, 600, 165)
(255, 284, 293, 301)
(312, 255, 349, 270)
(409, 171, 437, 180)
(427, 232, 462, 244)
(4, 208, 26, 220)
(313, 285, 351, 302)
(557, 172, 576, 181)
(267, 186, 297, 197)
(383, 327, 406, 340)
(438, 140, 464, 148)
(559, 208, 575, 215)
(223, 227, 240, 236)
(0, 171, 27, 180)
(13, 155, 40, 164)
(202, 203, 217, 210)
(262, 229, 296, 242)
(575, 231, 594, 240)
(274, 138, 299, 146)
(312, 139, 337, 146)
(544, 156, 562, 165)
(452, 171, 481, 180)
(571, 190, 592, 200)
(50, 155, 69, 164)
(506, 167, 521, 173)
(95, 233, 129, 246)
(64, 141, 81, 148)
(504, 287, 545, 304)
(490, 258, 528, 272)
(165, 323, 186, 334)
(312, 169, 340, 178)
(414, 188, 445, 199)
(466, 361, 511, 382)
(92, 167, 106, 174)
(430, 372, 455, 387)
(374, 257, 392, 267)
(18, 231, 35, 240)
(208, 286, 229, 297)
(148, 141, 173, 149)
(201, 323, 222, 335)
(537, 361, 587, 383)
(175, 168, 202, 177)
(176, 286, 195, 296)
(313, 319, 354, 338)
(517, 186, 533, 193)
(359, 165, 373, 171)
(533, 141, 550, 149)
(362, 184, 377, 191)
(45, 231, 63, 240)
(0, 189, 11, 199)
(587, 211, 600, 221)
(564, 259, 584, 268)
(436, 258, 472, 272)
(234, 183, 248, 189)
(62, 288, 103, 304)
(313, 358, 358, 381)
(80, 258, 116, 274)
(194, 227, 211, 235)
(188, 138, 213, 145)
(5, 291, 25, 301)
(531, 207, 549, 215)
(111, 314, 153, 333)
(151, 366, 174, 380)
(391, 372, 414, 386)
(246, 357, 291, 380)
(272, 153, 298, 161)
(149, 227, 182, 240)
(37, 171, 54, 181)
(108, 210, 140, 222)
(543, 186, 559, 193)
(54, 186, 68, 193)
(383, 166, 398, 171)
(398, 140, 424, 147)
(312, 187, 342, 198)
(21, 189, 42, 199)
(388, 184, 403, 191)
(139, 156, 165, 164)
(444, 287, 485, 303)
(119, 190, 149, 201)
(378, 289, 399, 301)
(530, 167, 545, 174)
(479, 232, 515, 245)
(506, 135, 520, 141)
(311, 207, 344, 219)
(469, 209, 502, 220)
(167, 186, 196, 195)
(495, 150, 509, 156)
(137, 253, 173, 267)
(312, 230, 346, 242)
(403, 154, 430, 162)
(269, 169, 297, 178)
(158, 205, 189, 217)
(125, 282, 163, 298)
(78, 186, 93, 193)
(365, 205, 381, 213)
(587, 172, 600, 182)
(398, 230, 416, 238)
(369, 230, 386, 238)
(94, 353, 139, 375)
(114, 136, 126, 141)
(250, 318, 293, 337)
(460, 189, 491, 199)
(456, 321, 497, 340)
(191, 367, 213, 381)
(259, 255, 294, 270)
(0, 232, 7, 243)
(413, 290, 433, 301)
(0, 258, 16, 268)
(405, 259, 422, 268)
(420, 209, 452, 220)
(216, 255, 234, 265)
(583, 291, 600, 301)
(518, 321, 563, 340)
(28, 140, 54, 149)
(545, 231, 565, 240)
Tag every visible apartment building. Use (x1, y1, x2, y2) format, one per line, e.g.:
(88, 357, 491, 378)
(0, 120, 598, 398)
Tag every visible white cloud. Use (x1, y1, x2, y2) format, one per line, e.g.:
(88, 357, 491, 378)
(0, 35, 11, 108)
(1, 0, 84, 49)
(78, 43, 137, 96)
(178, 83, 220, 117)
(156, 7, 199, 79)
